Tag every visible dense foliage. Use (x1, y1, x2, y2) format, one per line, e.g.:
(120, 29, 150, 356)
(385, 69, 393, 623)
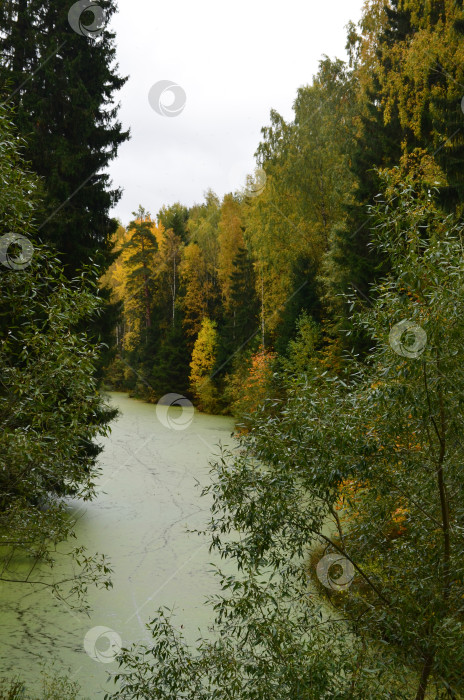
(0, 0, 129, 368)
(2, 0, 464, 697)
(106, 171, 464, 699)
(0, 0, 128, 610)
(100, 2, 464, 694)
(103, 2, 464, 413)
(0, 101, 114, 606)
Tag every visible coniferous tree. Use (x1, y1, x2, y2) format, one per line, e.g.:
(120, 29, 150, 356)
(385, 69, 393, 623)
(124, 206, 158, 332)
(216, 246, 259, 371)
(150, 314, 191, 399)
(328, 1, 411, 311)
(0, 0, 129, 373)
(158, 203, 189, 243)
(274, 254, 321, 356)
(0, 0, 129, 273)
(377, 0, 464, 213)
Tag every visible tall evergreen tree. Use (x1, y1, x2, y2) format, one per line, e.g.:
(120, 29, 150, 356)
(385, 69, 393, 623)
(124, 206, 159, 332)
(216, 246, 259, 372)
(0, 0, 129, 273)
(0, 100, 115, 602)
(158, 203, 189, 243)
(328, 1, 411, 309)
(0, 0, 129, 372)
(338, 0, 464, 314)
(274, 254, 321, 356)
(150, 314, 191, 399)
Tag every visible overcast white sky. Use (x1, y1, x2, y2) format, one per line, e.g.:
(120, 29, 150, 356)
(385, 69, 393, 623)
(107, 0, 365, 226)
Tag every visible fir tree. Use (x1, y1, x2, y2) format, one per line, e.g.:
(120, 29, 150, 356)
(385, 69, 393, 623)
(150, 314, 191, 399)
(0, 0, 129, 371)
(333, 1, 411, 306)
(158, 203, 189, 243)
(216, 246, 259, 372)
(0, 0, 129, 273)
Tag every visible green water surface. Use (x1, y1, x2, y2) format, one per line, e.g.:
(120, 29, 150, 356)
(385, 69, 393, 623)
(0, 393, 235, 697)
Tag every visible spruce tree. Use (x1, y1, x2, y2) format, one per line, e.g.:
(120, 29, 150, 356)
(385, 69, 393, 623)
(274, 254, 321, 356)
(0, 0, 129, 370)
(216, 246, 259, 372)
(382, 0, 464, 213)
(0, 0, 129, 273)
(158, 203, 189, 243)
(150, 314, 191, 399)
(336, 1, 412, 304)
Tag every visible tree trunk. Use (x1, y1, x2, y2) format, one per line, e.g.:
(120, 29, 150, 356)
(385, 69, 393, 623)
(172, 253, 176, 326)
(143, 275, 151, 328)
(415, 653, 434, 700)
(12, 0, 28, 89)
(260, 269, 265, 349)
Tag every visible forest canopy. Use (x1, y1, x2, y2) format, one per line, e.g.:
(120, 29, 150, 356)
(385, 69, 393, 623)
(1, 0, 464, 698)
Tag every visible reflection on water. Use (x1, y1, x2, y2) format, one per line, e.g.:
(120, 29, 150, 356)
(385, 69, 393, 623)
(0, 393, 234, 697)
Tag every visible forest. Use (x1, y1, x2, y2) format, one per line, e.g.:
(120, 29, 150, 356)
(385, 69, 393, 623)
(1, 0, 464, 698)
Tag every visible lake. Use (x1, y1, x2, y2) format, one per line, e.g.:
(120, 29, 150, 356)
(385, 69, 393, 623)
(0, 393, 235, 698)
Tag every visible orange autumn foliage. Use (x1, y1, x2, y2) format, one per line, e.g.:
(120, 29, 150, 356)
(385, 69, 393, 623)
(230, 348, 277, 424)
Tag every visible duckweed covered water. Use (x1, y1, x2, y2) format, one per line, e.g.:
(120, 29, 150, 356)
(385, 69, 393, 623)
(0, 393, 234, 697)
